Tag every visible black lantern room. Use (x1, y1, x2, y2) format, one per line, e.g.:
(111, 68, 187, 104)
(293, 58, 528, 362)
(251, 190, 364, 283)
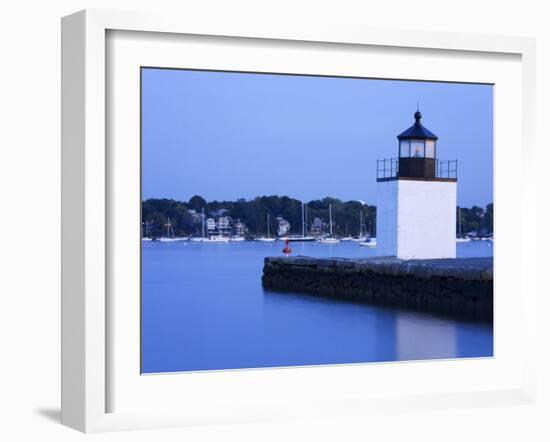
(397, 110, 438, 179)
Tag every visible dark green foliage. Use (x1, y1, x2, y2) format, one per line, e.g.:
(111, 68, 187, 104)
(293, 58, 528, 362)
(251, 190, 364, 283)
(141, 195, 377, 237)
(142, 198, 195, 237)
(142, 196, 493, 237)
(457, 203, 494, 236)
(187, 195, 207, 211)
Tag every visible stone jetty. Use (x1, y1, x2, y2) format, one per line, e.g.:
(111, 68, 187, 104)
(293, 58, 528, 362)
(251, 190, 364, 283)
(262, 256, 493, 322)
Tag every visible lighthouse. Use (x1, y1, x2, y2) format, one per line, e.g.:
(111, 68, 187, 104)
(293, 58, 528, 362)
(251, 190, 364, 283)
(376, 110, 458, 260)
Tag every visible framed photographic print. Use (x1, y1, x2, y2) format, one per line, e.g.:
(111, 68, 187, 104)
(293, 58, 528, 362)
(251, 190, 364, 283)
(139, 67, 493, 375)
(61, 9, 537, 432)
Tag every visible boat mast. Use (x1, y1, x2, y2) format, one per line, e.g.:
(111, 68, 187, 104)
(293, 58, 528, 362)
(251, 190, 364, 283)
(329, 204, 333, 237)
(304, 203, 308, 236)
(165, 217, 174, 238)
(201, 208, 205, 238)
(267, 213, 270, 239)
(146, 220, 152, 237)
(359, 210, 363, 237)
(458, 207, 462, 237)
(301, 202, 305, 238)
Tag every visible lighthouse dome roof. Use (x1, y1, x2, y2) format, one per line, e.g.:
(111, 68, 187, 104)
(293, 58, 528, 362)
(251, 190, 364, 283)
(397, 110, 438, 140)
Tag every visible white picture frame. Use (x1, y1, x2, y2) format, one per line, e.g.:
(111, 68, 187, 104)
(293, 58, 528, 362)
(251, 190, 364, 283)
(61, 9, 538, 433)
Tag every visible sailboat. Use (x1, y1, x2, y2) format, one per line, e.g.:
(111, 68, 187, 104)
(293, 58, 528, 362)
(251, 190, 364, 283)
(340, 224, 353, 241)
(359, 237, 377, 247)
(317, 204, 340, 244)
(158, 218, 188, 242)
(255, 214, 276, 242)
(202, 234, 230, 243)
(358, 210, 376, 247)
(190, 208, 208, 242)
(279, 202, 315, 242)
(142, 219, 153, 241)
(351, 210, 368, 242)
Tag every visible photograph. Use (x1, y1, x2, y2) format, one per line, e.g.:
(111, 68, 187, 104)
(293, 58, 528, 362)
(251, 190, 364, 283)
(140, 67, 494, 374)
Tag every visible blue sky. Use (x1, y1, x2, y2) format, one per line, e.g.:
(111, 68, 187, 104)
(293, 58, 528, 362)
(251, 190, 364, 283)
(142, 68, 493, 208)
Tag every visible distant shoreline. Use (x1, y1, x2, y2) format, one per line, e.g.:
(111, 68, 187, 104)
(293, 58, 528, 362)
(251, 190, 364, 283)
(141, 195, 493, 239)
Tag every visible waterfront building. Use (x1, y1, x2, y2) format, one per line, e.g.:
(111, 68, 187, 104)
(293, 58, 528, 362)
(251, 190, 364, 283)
(310, 217, 323, 235)
(376, 110, 457, 259)
(217, 216, 231, 232)
(206, 217, 216, 231)
(276, 216, 291, 237)
(233, 220, 247, 237)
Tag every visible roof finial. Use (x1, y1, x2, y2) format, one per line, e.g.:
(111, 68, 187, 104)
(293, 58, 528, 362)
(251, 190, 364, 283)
(414, 104, 422, 124)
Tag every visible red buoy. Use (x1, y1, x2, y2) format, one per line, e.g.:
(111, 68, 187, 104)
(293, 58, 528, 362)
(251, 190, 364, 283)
(282, 239, 292, 255)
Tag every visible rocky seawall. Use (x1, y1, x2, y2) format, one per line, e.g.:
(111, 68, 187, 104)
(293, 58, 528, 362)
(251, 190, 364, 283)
(262, 256, 493, 322)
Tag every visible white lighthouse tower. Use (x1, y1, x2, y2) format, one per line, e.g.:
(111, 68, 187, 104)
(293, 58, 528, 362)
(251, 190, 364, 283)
(376, 110, 457, 260)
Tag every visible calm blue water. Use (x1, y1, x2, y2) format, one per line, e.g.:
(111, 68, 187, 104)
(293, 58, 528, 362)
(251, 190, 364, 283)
(141, 240, 493, 373)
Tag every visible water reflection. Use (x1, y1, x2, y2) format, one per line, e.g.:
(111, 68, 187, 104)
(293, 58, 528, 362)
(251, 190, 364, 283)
(396, 313, 457, 360)
(141, 240, 492, 373)
(262, 290, 399, 366)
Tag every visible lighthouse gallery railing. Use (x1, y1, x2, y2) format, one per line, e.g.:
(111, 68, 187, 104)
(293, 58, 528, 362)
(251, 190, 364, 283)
(376, 158, 458, 180)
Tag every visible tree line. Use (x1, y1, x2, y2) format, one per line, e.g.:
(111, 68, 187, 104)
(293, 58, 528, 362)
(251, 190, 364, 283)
(142, 195, 376, 238)
(142, 195, 493, 238)
(457, 203, 493, 237)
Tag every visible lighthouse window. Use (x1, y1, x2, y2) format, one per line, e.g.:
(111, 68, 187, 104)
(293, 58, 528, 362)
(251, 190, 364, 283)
(410, 140, 424, 157)
(425, 140, 436, 158)
(399, 140, 410, 157)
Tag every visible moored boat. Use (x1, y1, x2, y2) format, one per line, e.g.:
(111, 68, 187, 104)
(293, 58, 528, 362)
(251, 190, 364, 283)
(316, 204, 340, 244)
(280, 235, 316, 242)
(255, 214, 276, 242)
(158, 218, 188, 242)
(158, 237, 188, 242)
(359, 237, 377, 247)
(317, 237, 340, 244)
(189, 208, 209, 242)
(350, 211, 368, 242)
(202, 235, 230, 243)
(280, 201, 316, 242)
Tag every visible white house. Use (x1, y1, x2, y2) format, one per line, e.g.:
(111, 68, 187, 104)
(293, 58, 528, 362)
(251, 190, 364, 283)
(206, 217, 216, 231)
(217, 216, 231, 231)
(376, 110, 457, 260)
(233, 220, 247, 236)
(276, 216, 291, 236)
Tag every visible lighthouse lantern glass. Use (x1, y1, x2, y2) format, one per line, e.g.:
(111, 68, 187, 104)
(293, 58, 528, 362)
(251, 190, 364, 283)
(399, 140, 410, 157)
(410, 139, 425, 158)
(425, 140, 436, 158)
